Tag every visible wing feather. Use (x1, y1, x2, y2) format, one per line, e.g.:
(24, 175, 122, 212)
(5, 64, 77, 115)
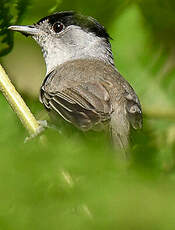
(40, 81, 113, 130)
(124, 91, 142, 130)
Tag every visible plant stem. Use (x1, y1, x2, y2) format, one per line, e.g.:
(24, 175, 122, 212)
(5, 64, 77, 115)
(0, 64, 40, 135)
(144, 107, 175, 121)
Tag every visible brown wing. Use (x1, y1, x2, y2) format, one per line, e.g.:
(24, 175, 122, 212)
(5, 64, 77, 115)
(40, 80, 113, 131)
(124, 91, 142, 130)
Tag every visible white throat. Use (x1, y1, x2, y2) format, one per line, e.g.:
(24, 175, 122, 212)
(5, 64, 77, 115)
(37, 26, 114, 75)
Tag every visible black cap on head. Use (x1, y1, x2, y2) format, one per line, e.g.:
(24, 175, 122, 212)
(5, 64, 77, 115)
(37, 11, 111, 41)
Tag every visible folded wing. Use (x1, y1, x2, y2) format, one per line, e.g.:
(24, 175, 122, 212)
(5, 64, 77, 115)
(40, 80, 113, 130)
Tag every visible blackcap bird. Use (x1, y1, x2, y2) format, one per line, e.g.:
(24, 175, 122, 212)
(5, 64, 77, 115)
(9, 11, 142, 154)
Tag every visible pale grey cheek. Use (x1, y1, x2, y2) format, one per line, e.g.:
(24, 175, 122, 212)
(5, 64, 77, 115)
(61, 33, 77, 46)
(33, 35, 45, 46)
(33, 26, 114, 74)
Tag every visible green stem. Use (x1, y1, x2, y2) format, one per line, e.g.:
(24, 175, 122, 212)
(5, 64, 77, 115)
(144, 107, 175, 121)
(0, 64, 40, 135)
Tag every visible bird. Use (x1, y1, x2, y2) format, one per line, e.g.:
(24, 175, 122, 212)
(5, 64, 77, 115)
(9, 11, 142, 155)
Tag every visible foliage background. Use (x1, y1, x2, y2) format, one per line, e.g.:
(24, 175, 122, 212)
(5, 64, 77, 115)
(1, 0, 175, 229)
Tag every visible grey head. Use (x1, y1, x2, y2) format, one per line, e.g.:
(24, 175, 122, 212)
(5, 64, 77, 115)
(9, 11, 114, 74)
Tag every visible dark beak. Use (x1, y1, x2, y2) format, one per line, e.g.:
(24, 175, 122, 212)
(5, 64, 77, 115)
(8, 25, 39, 36)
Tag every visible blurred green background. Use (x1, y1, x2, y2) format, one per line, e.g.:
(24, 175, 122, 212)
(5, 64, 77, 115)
(1, 0, 175, 229)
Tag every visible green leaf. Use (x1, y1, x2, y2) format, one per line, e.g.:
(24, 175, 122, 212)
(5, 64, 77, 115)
(0, 0, 31, 57)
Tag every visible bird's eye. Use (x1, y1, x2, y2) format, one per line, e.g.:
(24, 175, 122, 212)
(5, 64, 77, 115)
(53, 22, 64, 33)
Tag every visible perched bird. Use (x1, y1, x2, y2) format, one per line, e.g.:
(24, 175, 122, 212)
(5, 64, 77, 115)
(9, 11, 142, 153)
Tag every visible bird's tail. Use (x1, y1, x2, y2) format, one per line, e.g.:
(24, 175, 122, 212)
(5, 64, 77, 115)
(110, 111, 130, 160)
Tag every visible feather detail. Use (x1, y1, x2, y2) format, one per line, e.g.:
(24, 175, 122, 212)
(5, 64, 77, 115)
(40, 81, 113, 131)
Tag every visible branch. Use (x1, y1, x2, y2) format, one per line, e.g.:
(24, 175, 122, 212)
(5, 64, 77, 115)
(144, 107, 175, 120)
(0, 64, 40, 135)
